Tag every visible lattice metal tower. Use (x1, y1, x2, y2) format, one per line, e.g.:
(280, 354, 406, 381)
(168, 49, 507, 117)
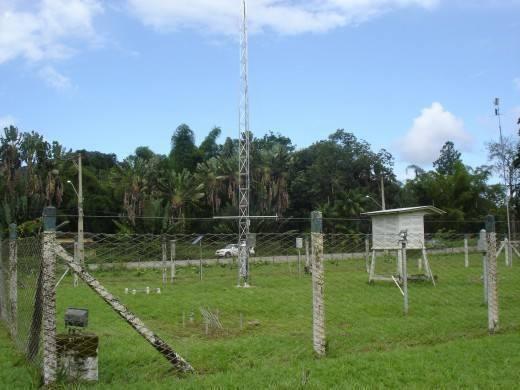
(238, 0, 251, 287)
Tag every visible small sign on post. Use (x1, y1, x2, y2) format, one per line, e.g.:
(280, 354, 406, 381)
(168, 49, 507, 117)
(296, 238, 303, 249)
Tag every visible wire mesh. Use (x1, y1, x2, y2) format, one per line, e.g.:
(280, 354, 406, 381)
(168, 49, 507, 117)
(1, 229, 520, 386)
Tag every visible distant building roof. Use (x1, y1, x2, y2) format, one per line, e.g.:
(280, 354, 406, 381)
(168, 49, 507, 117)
(361, 206, 445, 217)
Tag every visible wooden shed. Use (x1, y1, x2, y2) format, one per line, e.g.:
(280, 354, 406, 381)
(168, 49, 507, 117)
(362, 206, 445, 250)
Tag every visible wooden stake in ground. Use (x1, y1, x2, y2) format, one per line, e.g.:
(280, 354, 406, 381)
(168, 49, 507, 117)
(485, 215, 499, 334)
(52, 238, 193, 372)
(311, 211, 326, 357)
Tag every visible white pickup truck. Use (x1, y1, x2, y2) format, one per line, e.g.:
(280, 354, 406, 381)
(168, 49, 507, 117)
(215, 244, 255, 258)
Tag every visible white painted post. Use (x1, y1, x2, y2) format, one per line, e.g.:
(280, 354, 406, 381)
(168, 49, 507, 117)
(485, 216, 499, 333)
(311, 211, 326, 357)
(170, 240, 176, 283)
(42, 207, 57, 385)
(8, 223, 17, 340)
(464, 234, 469, 268)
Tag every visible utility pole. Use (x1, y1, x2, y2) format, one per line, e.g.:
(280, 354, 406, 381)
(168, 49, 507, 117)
(494, 98, 512, 251)
(238, 0, 251, 287)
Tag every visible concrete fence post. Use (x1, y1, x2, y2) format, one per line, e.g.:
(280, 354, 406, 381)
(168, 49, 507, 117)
(304, 237, 310, 274)
(42, 207, 57, 385)
(311, 211, 326, 357)
(485, 215, 499, 334)
(0, 231, 6, 322)
(162, 237, 167, 285)
(504, 237, 510, 267)
(8, 223, 17, 340)
(73, 242, 79, 287)
(400, 239, 409, 315)
(170, 240, 176, 283)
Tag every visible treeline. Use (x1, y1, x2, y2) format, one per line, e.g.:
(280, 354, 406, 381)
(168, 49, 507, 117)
(0, 122, 518, 235)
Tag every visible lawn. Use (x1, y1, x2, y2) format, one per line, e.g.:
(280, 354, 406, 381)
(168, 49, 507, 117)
(2, 251, 520, 388)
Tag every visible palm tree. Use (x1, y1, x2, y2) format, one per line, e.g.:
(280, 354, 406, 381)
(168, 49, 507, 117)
(254, 144, 290, 215)
(196, 157, 225, 214)
(158, 169, 204, 230)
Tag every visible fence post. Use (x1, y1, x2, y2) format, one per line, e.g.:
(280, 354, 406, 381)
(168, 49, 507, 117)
(504, 237, 510, 267)
(8, 223, 17, 340)
(170, 240, 176, 283)
(478, 229, 488, 304)
(485, 215, 499, 334)
(0, 231, 5, 322)
(42, 207, 57, 385)
(311, 211, 326, 357)
(304, 237, 310, 274)
(365, 235, 370, 273)
(464, 234, 469, 268)
(400, 236, 409, 315)
(162, 237, 167, 285)
(73, 242, 79, 287)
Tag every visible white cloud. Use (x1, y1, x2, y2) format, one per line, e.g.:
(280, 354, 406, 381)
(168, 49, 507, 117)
(127, 0, 439, 36)
(0, 0, 103, 64)
(398, 102, 473, 164)
(0, 115, 16, 129)
(38, 65, 72, 90)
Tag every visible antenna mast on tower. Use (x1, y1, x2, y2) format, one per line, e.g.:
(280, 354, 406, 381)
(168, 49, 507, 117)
(238, 0, 251, 287)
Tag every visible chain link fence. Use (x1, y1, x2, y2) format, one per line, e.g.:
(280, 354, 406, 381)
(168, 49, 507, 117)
(1, 216, 519, 386)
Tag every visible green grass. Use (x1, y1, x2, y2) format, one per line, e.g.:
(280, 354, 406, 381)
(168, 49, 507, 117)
(3, 252, 520, 388)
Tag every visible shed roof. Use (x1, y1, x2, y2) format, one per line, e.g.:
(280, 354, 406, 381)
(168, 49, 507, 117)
(361, 206, 445, 217)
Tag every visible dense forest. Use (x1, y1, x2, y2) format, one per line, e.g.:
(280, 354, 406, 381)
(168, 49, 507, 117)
(1, 121, 519, 235)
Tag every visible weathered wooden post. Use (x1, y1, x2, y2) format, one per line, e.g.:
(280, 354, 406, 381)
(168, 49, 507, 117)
(8, 223, 17, 339)
(170, 240, 176, 283)
(485, 215, 499, 333)
(464, 234, 469, 268)
(311, 211, 326, 357)
(42, 207, 57, 385)
(0, 231, 5, 322)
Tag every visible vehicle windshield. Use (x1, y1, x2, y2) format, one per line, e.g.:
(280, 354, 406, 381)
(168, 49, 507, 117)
(225, 244, 236, 249)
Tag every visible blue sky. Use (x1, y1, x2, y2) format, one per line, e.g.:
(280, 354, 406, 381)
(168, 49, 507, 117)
(0, 0, 519, 180)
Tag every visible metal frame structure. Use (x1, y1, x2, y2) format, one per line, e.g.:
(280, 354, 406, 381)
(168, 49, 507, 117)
(238, 0, 251, 287)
